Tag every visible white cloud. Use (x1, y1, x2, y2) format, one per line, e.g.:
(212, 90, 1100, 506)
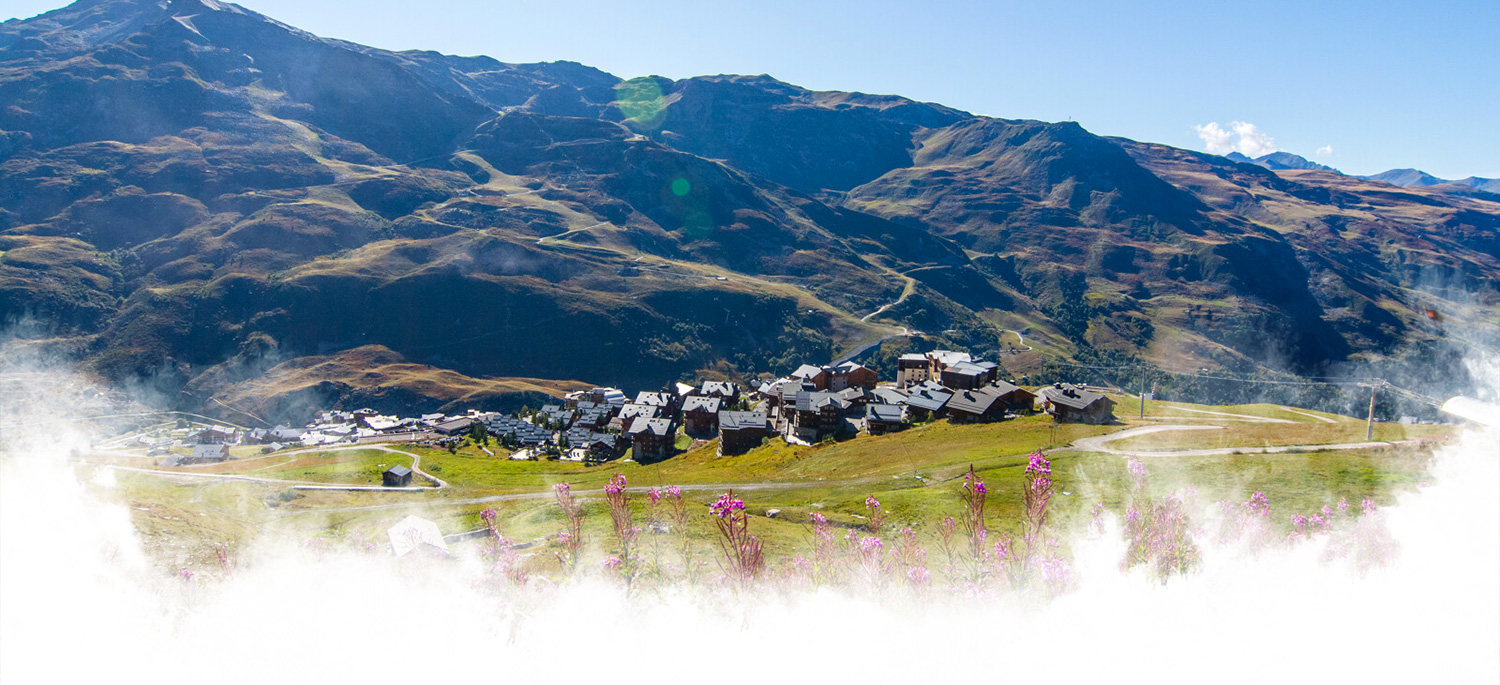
(1195, 120, 1279, 157)
(1316, 145, 1334, 157)
(1194, 122, 1234, 154)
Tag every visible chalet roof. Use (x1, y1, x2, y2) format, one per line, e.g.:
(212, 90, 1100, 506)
(866, 403, 904, 423)
(620, 404, 660, 419)
(635, 392, 672, 407)
(899, 353, 929, 362)
(901, 388, 952, 412)
(628, 417, 674, 437)
(792, 364, 826, 380)
(796, 391, 850, 412)
(385, 465, 412, 477)
(872, 387, 909, 405)
(928, 350, 972, 367)
(831, 361, 868, 374)
(838, 387, 871, 402)
(719, 411, 768, 431)
(674, 382, 697, 397)
(682, 396, 722, 413)
(947, 386, 1004, 415)
(700, 380, 738, 396)
(945, 361, 989, 376)
(1038, 383, 1111, 410)
(190, 444, 227, 461)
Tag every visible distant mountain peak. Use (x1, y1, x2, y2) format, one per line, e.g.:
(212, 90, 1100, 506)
(1225, 151, 1339, 173)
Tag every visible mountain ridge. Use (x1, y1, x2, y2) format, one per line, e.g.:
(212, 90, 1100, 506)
(0, 0, 1495, 421)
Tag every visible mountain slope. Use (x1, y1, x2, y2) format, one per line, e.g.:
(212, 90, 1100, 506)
(1, 0, 1496, 421)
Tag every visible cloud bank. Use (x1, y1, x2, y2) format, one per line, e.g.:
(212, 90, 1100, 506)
(1196, 121, 1279, 157)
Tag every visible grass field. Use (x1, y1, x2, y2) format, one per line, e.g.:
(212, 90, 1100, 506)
(88, 397, 1455, 579)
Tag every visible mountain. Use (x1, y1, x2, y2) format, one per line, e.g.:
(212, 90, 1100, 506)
(1362, 168, 1500, 194)
(1226, 151, 1339, 173)
(1, 0, 1497, 421)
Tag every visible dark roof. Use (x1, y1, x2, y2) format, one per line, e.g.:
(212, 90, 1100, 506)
(947, 387, 1004, 415)
(872, 387, 908, 405)
(682, 396, 722, 413)
(866, 404, 904, 422)
(435, 417, 475, 433)
(902, 388, 952, 412)
(628, 418, 674, 437)
(1038, 383, 1112, 410)
(385, 465, 412, 477)
(190, 444, 227, 460)
(719, 411, 768, 431)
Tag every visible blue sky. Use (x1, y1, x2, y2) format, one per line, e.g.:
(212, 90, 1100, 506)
(7, 0, 1498, 178)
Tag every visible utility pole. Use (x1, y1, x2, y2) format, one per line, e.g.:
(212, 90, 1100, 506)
(1139, 366, 1147, 420)
(1365, 381, 1379, 441)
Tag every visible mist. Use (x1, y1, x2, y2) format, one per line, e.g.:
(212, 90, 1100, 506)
(1, 357, 1497, 684)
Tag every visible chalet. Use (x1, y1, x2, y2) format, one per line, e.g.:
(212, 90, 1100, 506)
(792, 391, 851, 443)
(791, 364, 831, 391)
(896, 353, 936, 388)
(897, 350, 967, 388)
(634, 391, 676, 413)
(612, 403, 660, 432)
(628, 418, 676, 462)
(990, 380, 1037, 414)
(189, 426, 236, 445)
(538, 405, 576, 428)
(718, 411, 770, 456)
(827, 361, 879, 391)
(360, 415, 403, 432)
(167, 443, 229, 466)
(583, 433, 623, 462)
(698, 381, 740, 402)
(900, 383, 953, 422)
(865, 403, 906, 435)
(941, 361, 998, 391)
(838, 386, 874, 409)
(270, 425, 306, 442)
(681, 396, 722, 435)
(383, 465, 413, 487)
(1038, 383, 1117, 424)
(946, 386, 1008, 423)
(872, 386, 909, 406)
(243, 428, 270, 445)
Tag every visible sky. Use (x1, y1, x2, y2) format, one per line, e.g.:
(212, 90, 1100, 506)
(6, 0, 1498, 178)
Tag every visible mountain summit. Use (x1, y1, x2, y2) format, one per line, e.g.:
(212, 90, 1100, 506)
(1, 0, 1496, 418)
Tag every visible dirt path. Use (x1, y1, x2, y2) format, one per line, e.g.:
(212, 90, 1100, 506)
(94, 444, 449, 490)
(1280, 407, 1338, 423)
(1158, 406, 1296, 423)
(1068, 423, 1415, 458)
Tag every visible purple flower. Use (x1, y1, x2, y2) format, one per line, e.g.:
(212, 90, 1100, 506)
(810, 512, 827, 524)
(553, 482, 571, 493)
(647, 488, 662, 504)
(865, 495, 881, 511)
(907, 566, 930, 583)
(1026, 452, 1053, 477)
(710, 492, 745, 518)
